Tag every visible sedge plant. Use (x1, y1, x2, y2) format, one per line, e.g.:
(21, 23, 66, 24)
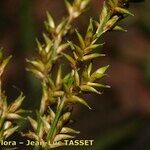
(0, 0, 144, 149)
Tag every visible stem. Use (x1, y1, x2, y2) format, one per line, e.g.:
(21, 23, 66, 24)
(0, 80, 2, 99)
(44, 97, 66, 150)
(40, 81, 48, 114)
(34, 112, 43, 150)
(0, 116, 4, 131)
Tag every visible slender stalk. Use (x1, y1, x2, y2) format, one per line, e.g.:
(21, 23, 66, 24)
(0, 80, 2, 100)
(0, 116, 4, 131)
(45, 97, 66, 150)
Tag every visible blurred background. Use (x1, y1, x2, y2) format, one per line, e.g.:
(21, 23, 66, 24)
(0, 0, 150, 150)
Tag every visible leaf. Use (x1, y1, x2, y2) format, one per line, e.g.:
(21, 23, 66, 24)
(80, 0, 90, 10)
(75, 30, 85, 49)
(3, 121, 12, 130)
(87, 63, 92, 78)
(57, 112, 71, 131)
(62, 53, 76, 68)
(45, 41, 53, 53)
(57, 43, 70, 53)
(65, 0, 73, 15)
(56, 18, 68, 34)
(53, 91, 64, 97)
(84, 44, 103, 54)
(115, 7, 134, 16)
(90, 65, 109, 81)
(23, 131, 39, 141)
(36, 39, 43, 53)
(26, 68, 44, 80)
(28, 117, 38, 131)
(46, 11, 55, 28)
(26, 59, 45, 72)
(56, 65, 62, 87)
(8, 92, 24, 113)
(72, 44, 83, 57)
(87, 82, 110, 88)
(74, 70, 80, 86)
(85, 18, 94, 44)
(0, 48, 3, 61)
(40, 116, 50, 133)
(63, 73, 72, 83)
(104, 16, 119, 32)
(113, 25, 127, 32)
(99, 2, 108, 25)
(61, 127, 80, 134)
(68, 95, 91, 109)
(82, 53, 105, 61)
(48, 108, 55, 123)
(106, 0, 115, 8)
(4, 126, 18, 139)
(82, 66, 89, 81)
(43, 33, 51, 45)
(80, 85, 101, 94)
(54, 134, 75, 142)
(6, 113, 22, 120)
(0, 55, 12, 76)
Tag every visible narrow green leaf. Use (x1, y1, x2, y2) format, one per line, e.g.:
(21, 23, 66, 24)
(74, 70, 80, 86)
(85, 18, 94, 40)
(87, 82, 111, 88)
(80, 85, 101, 94)
(57, 43, 70, 53)
(40, 116, 51, 133)
(75, 30, 85, 49)
(26, 68, 44, 80)
(43, 33, 51, 45)
(48, 108, 55, 123)
(87, 63, 92, 78)
(61, 127, 80, 134)
(54, 134, 75, 142)
(65, 0, 73, 15)
(83, 53, 105, 61)
(84, 44, 103, 54)
(80, 0, 90, 10)
(0, 55, 12, 76)
(90, 65, 109, 81)
(8, 92, 24, 113)
(4, 126, 18, 139)
(56, 18, 68, 34)
(45, 41, 53, 53)
(113, 25, 127, 32)
(115, 7, 134, 16)
(46, 11, 55, 28)
(28, 117, 37, 131)
(56, 65, 62, 86)
(99, 2, 108, 25)
(6, 113, 22, 120)
(0, 48, 3, 61)
(26, 59, 44, 72)
(103, 16, 119, 32)
(62, 53, 76, 68)
(68, 95, 91, 109)
(72, 44, 83, 57)
(36, 39, 43, 53)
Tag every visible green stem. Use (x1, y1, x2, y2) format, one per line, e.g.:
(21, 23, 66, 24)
(0, 117, 4, 131)
(34, 112, 43, 150)
(44, 97, 66, 150)
(0, 80, 2, 99)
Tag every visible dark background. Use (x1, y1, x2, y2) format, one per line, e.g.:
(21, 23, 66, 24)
(0, 0, 150, 150)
